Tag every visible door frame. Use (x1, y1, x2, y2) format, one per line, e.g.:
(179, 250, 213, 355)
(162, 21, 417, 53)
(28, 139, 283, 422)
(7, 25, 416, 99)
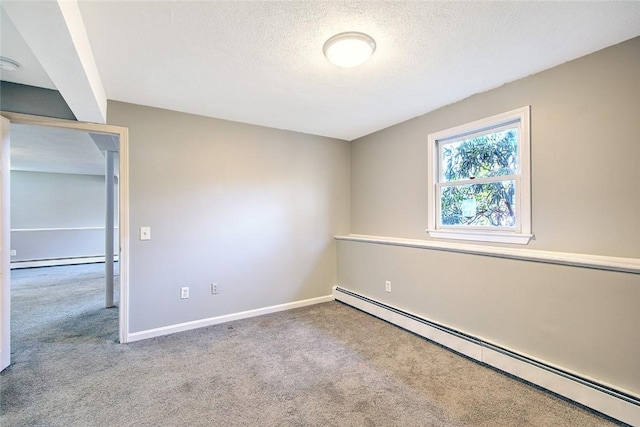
(0, 111, 130, 344)
(1, 116, 10, 370)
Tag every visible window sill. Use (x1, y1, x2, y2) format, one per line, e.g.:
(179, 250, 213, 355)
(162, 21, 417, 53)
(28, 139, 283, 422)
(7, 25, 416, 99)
(426, 229, 533, 245)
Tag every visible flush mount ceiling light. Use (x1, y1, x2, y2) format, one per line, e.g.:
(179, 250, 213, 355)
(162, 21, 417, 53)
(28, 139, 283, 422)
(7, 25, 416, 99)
(323, 32, 376, 68)
(0, 56, 20, 71)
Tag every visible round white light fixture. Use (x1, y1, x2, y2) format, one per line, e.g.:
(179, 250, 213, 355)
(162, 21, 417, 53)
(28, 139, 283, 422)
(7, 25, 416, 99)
(323, 32, 376, 68)
(0, 56, 20, 72)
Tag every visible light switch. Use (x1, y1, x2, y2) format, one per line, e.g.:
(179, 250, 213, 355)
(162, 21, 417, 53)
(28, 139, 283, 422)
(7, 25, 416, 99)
(140, 226, 151, 241)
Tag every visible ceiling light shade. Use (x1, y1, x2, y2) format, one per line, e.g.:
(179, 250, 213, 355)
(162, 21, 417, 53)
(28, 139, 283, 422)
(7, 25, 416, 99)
(323, 32, 376, 68)
(0, 56, 20, 72)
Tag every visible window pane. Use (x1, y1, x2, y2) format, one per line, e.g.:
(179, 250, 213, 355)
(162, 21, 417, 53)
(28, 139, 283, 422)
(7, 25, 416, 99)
(440, 180, 516, 227)
(441, 128, 518, 182)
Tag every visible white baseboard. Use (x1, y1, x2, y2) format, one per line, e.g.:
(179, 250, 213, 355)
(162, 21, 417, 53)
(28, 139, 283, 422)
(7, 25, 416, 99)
(334, 286, 640, 426)
(127, 294, 334, 343)
(11, 255, 119, 269)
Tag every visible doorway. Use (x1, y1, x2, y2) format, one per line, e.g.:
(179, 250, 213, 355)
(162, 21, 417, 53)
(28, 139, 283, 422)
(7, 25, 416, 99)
(0, 112, 129, 372)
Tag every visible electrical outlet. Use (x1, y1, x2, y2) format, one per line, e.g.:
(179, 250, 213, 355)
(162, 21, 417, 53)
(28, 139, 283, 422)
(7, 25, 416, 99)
(181, 287, 189, 299)
(385, 281, 391, 292)
(10, 250, 16, 256)
(211, 283, 219, 295)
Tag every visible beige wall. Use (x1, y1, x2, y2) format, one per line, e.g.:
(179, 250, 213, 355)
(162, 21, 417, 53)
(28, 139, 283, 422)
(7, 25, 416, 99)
(342, 37, 640, 394)
(351, 36, 640, 258)
(11, 171, 110, 262)
(11, 171, 105, 229)
(108, 102, 350, 332)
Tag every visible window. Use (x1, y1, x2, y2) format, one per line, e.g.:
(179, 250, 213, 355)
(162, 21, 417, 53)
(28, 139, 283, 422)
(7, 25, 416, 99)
(427, 106, 532, 244)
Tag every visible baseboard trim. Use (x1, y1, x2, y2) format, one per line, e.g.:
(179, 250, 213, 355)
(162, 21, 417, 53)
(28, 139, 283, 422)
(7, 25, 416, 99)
(127, 294, 334, 343)
(11, 255, 119, 269)
(11, 227, 119, 232)
(333, 286, 640, 426)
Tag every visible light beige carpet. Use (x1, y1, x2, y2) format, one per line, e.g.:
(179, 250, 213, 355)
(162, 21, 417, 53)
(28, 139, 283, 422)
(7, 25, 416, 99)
(1, 264, 625, 426)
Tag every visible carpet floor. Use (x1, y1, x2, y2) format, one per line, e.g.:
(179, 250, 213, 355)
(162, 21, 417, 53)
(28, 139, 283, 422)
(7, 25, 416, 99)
(1, 264, 624, 426)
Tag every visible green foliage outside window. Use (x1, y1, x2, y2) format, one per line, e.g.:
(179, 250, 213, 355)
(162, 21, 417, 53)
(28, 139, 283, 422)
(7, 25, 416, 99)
(440, 129, 518, 227)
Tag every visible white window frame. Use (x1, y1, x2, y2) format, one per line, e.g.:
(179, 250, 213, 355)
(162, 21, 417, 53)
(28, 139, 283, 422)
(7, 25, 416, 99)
(427, 106, 533, 245)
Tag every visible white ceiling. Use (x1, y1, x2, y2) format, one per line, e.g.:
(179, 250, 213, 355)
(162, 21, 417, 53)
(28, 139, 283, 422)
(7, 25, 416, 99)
(2, 1, 640, 143)
(10, 124, 109, 176)
(0, 9, 55, 90)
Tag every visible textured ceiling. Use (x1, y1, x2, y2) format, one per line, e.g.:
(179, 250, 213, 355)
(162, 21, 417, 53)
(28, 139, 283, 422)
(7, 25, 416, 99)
(3, 1, 640, 142)
(76, 1, 640, 140)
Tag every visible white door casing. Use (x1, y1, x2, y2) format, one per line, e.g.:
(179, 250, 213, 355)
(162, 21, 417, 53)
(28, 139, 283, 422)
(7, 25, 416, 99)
(0, 116, 11, 371)
(0, 112, 130, 345)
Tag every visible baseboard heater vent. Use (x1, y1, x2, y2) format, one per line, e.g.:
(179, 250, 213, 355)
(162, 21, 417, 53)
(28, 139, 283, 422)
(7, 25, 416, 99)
(334, 286, 640, 426)
(11, 255, 119, 269)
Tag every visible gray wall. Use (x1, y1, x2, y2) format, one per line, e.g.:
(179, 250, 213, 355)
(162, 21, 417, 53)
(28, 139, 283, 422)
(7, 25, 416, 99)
(107, 101, 350, 333)
(342, 37, 640, 395)
(11, 171, 108, 261)
(12, 171, 105, 229)
(351, 36, 639, 258)
(0, 82, 76, 121)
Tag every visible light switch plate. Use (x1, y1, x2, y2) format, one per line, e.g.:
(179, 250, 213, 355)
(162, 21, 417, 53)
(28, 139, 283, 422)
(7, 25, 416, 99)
(140, 226, 151, 241)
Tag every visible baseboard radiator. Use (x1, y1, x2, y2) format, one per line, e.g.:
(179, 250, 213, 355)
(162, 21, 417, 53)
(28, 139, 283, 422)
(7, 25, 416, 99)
(11, 255, 119, 269)
(334, 286, 640, 426)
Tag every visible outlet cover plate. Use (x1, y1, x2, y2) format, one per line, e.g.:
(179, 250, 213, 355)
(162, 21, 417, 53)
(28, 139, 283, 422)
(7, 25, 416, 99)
(140, 226, 151, 241)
